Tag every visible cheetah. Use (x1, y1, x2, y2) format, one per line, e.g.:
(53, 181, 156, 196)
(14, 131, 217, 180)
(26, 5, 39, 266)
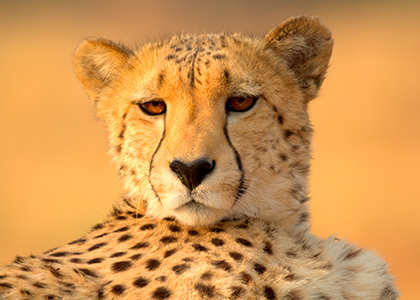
(0, 16, 398, 299)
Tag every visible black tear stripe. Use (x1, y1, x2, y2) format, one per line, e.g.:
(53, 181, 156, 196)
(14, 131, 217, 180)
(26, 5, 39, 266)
(223, 124, 246, 203)
(148, 116, 166, 204)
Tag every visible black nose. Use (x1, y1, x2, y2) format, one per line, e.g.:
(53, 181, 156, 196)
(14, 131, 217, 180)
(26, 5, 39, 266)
(170, 159, 216, 191)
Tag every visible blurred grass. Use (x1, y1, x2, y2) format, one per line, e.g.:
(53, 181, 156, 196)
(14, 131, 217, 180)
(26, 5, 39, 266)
(1, 1, 419, 298)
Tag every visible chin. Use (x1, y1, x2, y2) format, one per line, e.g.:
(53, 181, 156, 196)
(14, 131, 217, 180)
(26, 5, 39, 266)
(171, 201, 230, 226)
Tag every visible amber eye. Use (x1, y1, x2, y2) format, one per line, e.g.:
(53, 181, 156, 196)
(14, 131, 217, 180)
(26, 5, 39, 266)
(138, 101, 166, 115)
(226, 97, 257, 112)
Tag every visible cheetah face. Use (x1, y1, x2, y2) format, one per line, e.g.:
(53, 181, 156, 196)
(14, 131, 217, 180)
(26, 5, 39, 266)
(74, 16, 332, 232)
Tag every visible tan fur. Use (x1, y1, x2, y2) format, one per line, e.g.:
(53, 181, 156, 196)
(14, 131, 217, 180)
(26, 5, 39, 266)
(0, 16, 398, 299)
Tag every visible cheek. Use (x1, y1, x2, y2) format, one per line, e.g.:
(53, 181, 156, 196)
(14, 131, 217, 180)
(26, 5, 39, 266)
(228, 113, 285, 175)
(121, 119, 165, 174)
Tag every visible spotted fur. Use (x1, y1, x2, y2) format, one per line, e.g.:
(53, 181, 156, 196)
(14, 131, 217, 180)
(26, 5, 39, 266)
(0, 16, 397, 299)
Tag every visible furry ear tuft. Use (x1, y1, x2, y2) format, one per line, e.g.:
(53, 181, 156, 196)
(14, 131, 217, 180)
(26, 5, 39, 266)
(73, 38, 133, 101)
(264, 16, 333, 102)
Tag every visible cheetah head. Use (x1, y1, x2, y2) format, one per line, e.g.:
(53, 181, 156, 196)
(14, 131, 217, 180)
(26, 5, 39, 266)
(74, 16, 332, 235)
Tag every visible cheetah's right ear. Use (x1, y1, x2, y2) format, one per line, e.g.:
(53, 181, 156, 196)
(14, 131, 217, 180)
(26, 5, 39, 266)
(264, 16, 333, 103)
(73, 38, 133, 101)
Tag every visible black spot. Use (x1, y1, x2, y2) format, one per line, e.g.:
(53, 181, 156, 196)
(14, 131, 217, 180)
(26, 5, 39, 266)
(157, 72, 166, 88)
(200, 271, 213, 280)
(88, 242, 107, 251)
(188, 229, 199, 236)
(209, 227, 224, 233)
(97, 287, 104, 299)
(236, 238, 253, 247)
(280, 154, 288, 162)
(240, 272, 252, 284)
(284, 273, 297, 281)
(118, 234, 133, 243)
(16, 274, 28, 280)
(254, 262, 267, 275)
(133, 277, 150, 288)
(92, 223, 104, 231)
(299, 212, 309, 223)
(69, 258, 83, 264)
(182, 257, 193, 262)
(264, 286, 277, 300)
(0, 282, 13, 289)
(213, 53, 226, 60)
(145, 259, 161, 271)
(380, 286, 398, 300)
(164, 249, 177, 258)
(211, 260, 232, 271)
(195, 283, 215, 298)
(68, 238, 86, 245)
(286, 250, 297, 258)
(87, 257, 103, 264)
(111, 261, 133, 272)
(169, 224, 181, 232)
(343, 248, 362, 260)
(78, 268, 98, 278)
(33, 282, 47, 289)
(20, 289, 32, 296)
(140, 223, 156, 230)
(130, 242, 149, 249)
(284, 130, 293, 138)
(152, 287, 171, 299)
(263, 241, 273, 255)
(50, 252, 69, 257)
(229, 252, 243, 261)
(211, 238, 224, 246)
(114, 226, 129, 233)
(46, 294, 60, 299)
(48, 266, 62, 278)
(110, 251, 126, 258)
(192, 243, 208, 252)
(166, 54, 176, 60)
(118, 124, 125, 140)
(160, 236, 177, 244)
(115, 215, 127, 220)
(230, 286, 244, 298)
(130, 254, 142, 261)
(223, 69, 230, 84)
(93, 233, 108, 239)
(111, 284, 125, 295)
(277, 115, 284, 124)
(20, 266, 31, 272)
(163, 217, 175, 222)
(172, 263, 190, 275)
(115, 144, 122, 153)
(42, 258, 60, 264)
(0, 275, 8, 280)
(156, 276, 167, 282)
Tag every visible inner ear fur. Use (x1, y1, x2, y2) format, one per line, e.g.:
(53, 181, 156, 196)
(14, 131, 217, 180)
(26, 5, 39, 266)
(73, 38, 133, 101)
(264, 16, 333, 102)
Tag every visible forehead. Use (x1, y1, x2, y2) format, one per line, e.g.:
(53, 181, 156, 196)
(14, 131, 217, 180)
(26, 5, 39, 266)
(126, 33, 269, 106)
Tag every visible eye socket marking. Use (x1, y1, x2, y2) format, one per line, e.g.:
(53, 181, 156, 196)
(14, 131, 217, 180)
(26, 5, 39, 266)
(138, 100, 167, 115)
(226, 96, 258, 113)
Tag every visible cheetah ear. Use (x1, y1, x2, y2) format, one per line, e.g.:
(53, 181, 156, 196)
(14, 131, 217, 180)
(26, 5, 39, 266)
(264, 16, 333, 102)
(73, 38, 133, 101)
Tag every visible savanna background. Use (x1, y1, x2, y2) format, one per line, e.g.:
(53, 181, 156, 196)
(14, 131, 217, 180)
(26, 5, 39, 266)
(1, 0, 419, 298)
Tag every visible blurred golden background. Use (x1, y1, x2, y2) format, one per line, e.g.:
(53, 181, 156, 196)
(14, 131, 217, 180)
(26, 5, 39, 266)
(1, 1, 419, 298)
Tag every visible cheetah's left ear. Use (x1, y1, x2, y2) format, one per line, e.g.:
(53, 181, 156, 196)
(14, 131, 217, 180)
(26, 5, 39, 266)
(264, 16, 333, 102)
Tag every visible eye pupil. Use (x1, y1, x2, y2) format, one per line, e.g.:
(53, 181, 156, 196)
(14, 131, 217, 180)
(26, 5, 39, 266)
(226, 97, 257, 112)
(139, 101, 166, 115)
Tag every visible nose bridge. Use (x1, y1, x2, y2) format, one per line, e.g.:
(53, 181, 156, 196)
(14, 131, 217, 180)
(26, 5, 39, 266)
(165, 100, 221, 162)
